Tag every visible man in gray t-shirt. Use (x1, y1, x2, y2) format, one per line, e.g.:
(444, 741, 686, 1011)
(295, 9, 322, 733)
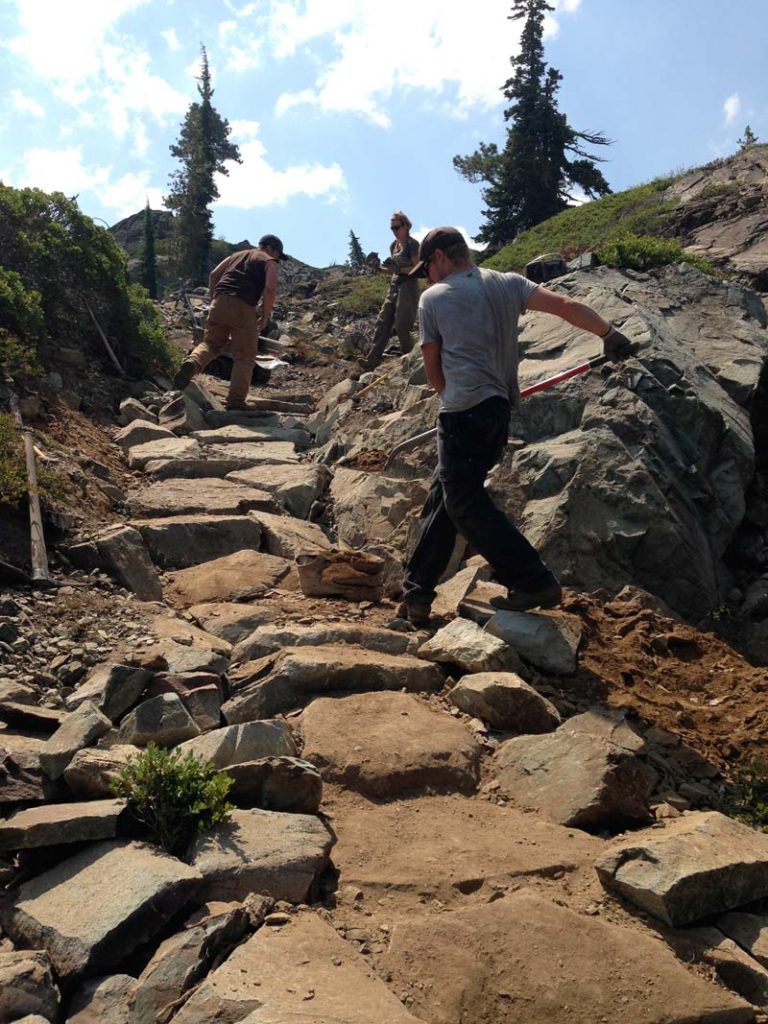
(398, 226, 634, 626)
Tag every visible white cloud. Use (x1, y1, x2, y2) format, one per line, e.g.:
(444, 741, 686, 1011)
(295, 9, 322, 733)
(723, 92, 741, 125)
(230, 119, 262, 140)
(215, 138, 345, 208)
(98, 172, 164, 219)
(11, 88, 45, 118)
(161, 28, 181, 51)
(258, 2, 531, 123)
(12, 145, 111, 195)
(8, 0, 187, 137)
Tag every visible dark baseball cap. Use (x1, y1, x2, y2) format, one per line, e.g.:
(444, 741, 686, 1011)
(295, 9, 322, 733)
(259, 234, 291, 261)
(409, 226, 465, 277)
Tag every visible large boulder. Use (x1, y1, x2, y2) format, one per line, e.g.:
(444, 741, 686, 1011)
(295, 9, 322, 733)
(298, 691, 481, 797)
(226, 462, 331, 518)
(177, 720, 297, 768)
(131, 514, 263, 569)
(164, 549, 291, 609)
(125, 477, 278, 518)
(224, 645, 444, 722)
(232, 620, 417, 664)
(595, 811, 768, 926)
(417, 617, 523, 674)
(450, 671, 561, 732)
(331, 467, 428, 548)
(187, 808, 333, 903)
(0, 840, 201, 982)
(0, 950, 59, 1023)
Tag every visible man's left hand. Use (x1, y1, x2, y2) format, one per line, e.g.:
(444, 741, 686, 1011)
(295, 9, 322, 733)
(602, 327, 637, 362)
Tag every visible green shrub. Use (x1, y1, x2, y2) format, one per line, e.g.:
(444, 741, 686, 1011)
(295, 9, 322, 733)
(595, 235, 716, 275)
(111, 742, 234, 858)
(126, 284, 181, 374)
(718, 757, 768, 832)
(0, 184, 172, 376)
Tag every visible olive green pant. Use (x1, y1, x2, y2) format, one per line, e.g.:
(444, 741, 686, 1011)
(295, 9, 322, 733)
(187, 293, 260, 408)
(363, 277, 418, 371)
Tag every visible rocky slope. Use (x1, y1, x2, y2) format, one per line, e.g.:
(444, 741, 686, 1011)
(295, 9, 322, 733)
(2, 170, 768, 1022)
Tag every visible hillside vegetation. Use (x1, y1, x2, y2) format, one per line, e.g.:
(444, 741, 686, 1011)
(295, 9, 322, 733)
(0, 185, 177, 385)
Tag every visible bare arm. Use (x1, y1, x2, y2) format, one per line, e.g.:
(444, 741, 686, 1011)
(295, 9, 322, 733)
(259, 260, 279, 332)
(525, 286, 611, 337)
(422, 341, 445, 395)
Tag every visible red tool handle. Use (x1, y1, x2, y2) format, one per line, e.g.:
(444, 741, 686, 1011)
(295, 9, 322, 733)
(519, 353, 609, 399)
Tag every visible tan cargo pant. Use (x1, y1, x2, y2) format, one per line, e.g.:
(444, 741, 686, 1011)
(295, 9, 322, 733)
(187, 293, 260, 408)
(363, 276, 419, 371)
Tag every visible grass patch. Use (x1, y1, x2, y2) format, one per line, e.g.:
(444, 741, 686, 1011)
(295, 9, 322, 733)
(482, 177, 680, 274)
(322, 273, 391, 316)
(0, 413, 67, 507)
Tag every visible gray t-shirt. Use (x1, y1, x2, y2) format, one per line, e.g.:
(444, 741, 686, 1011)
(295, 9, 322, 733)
(418, 266, 538, 412)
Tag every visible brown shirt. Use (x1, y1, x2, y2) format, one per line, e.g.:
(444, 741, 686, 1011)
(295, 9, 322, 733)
(210, 249, 276, 307)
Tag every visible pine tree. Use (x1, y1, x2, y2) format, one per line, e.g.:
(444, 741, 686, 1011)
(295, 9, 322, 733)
(454, 0, 611, 248)
(165, 47, 241, 285)
(738, 125, 758, 149)
(138, 199, 158, 299)
(347, 230, 365, 270)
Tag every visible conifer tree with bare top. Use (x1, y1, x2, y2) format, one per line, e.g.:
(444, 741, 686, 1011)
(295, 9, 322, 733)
(165, 46, 241, 285)
(454, 0, 612, 248)
(347, 230, 365, 270)
(138, 199, 158, 299)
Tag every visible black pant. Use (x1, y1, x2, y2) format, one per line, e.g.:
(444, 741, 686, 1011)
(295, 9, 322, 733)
(402, 396, 556, 606)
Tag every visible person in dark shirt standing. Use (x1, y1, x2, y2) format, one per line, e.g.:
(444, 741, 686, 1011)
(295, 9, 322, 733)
(174, 234, 289, 409)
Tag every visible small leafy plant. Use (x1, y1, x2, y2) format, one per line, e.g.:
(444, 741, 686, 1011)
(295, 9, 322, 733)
(718, 757, 768, 832)
(111, 743, 234, 858)
(596, 234, 716, 276)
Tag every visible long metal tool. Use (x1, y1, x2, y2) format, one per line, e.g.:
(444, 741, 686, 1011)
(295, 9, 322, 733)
(9, 392, 51, 584)
(384, 351, 610, 469)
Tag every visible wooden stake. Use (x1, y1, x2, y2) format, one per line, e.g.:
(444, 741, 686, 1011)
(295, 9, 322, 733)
(9, 393, 50, 584)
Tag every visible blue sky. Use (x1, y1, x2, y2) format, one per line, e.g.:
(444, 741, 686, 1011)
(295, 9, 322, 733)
(1, 0, 766, 269)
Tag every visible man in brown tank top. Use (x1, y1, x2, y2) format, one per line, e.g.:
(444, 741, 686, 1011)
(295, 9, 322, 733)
(173, 234, 289, 409)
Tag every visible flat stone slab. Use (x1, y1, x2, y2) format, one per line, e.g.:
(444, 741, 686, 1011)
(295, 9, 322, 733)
(0, 798, 126, 852)
(495, 728, 654, 832)
(379, 892, 754, 1024)
(173, 911, 427, 1024)
(299, 692, 480, 798)
(127, 437, 201, 470)
(246, 509, 332, 559)
(193, 424, 310, 447)
(164, 549, 291, 609)
(144, 457, 270, 479)
(232, 621, 418, 664)
(188, 601, 280, 644)
(595, 811, 768, 926)
(131, 514, 263, 569)
(224, 645, 444, 722)
(226, 463, 331, 518)
(206, 441, 300, 464)
(177, 720, 297, 769)
(486, 609, 583, 675)
(417, 617, 523, 674)
(66, 974, 136, 1024)
(432, 564, 483, 619)
(114, 420, 175, 448)
(187, 808, 334, 903)
(450, 671, 562, 732)
(0, 839, 202, 982)
(330, 792, 600, 902)
(718, 910, 768, 968)
(125, 478, 278, 518)
(94, 525, 162, 602)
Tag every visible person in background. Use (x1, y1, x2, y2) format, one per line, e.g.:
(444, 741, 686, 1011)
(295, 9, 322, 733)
(173, 234, 289, 410)
(362, 211, 420, 371)
(398, 226, 636, 627)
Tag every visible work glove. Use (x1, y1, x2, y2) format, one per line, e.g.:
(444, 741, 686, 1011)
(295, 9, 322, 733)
(601, 327, 637, 362)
